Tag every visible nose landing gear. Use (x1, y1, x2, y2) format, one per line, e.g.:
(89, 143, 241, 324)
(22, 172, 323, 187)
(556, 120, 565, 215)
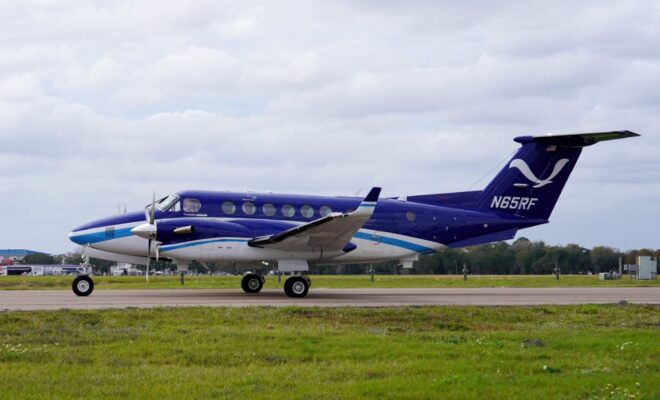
(72, 275, 94, 296)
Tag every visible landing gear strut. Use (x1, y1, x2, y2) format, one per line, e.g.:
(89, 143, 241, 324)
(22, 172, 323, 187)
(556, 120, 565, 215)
(72, 275, 94, 296)
(284, 276, 309, 298)
(241, 273, 264, 293)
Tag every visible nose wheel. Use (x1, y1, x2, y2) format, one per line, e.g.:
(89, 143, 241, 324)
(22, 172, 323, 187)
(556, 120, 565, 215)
(241, 273, 264, 293)
(72, 275, 94, 296)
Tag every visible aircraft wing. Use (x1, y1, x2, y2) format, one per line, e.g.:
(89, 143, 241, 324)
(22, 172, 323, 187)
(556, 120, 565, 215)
(248, 187, 381, 252)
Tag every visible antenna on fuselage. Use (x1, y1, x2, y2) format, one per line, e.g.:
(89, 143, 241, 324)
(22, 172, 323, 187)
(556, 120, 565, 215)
(466, 149, 517, 190)
(117, 203, 127, 215)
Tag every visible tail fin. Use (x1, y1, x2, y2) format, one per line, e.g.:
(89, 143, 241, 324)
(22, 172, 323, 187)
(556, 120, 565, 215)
(475, 131, 639, 220)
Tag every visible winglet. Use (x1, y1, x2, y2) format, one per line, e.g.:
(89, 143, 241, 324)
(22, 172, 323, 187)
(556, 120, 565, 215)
(353, 187, 380, 216)
(364, 187, 381, 203)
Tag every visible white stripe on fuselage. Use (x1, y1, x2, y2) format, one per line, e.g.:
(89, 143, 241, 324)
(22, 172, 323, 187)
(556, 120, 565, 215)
(71, 218, 444, 263)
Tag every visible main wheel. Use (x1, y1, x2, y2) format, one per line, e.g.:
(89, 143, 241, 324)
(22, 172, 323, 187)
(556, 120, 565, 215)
(284, 276, 309, 298)
(241, 273, 263, 293)
(72, 275, 94, 297)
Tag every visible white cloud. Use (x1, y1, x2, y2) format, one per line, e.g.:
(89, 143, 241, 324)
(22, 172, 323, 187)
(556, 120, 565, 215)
(0, 0, 658, 253)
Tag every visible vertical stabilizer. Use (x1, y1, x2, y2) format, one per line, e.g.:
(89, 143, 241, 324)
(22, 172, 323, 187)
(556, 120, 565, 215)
(475, 131, 639, 220)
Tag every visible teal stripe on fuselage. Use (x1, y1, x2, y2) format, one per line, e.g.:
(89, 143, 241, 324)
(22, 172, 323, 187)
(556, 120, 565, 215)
(353, 231, 435, 254)
(160, 232, 434, 254)
(70, 227, 135, 245)
(70, 224, 435, 256)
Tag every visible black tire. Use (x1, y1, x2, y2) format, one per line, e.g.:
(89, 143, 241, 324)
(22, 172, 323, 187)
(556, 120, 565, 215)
(72, 275, 94, 297)
(284, 276, 309, 298)
(241, 274, 263, 293)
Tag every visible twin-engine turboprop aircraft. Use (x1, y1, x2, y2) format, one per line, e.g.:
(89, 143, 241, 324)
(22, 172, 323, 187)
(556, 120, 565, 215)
(69, 131, 639, 297)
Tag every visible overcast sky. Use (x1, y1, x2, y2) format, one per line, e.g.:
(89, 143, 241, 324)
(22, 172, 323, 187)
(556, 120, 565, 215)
(1, 0, 658, 254)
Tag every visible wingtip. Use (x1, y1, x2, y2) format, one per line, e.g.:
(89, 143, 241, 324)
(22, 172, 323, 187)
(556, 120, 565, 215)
(364, 187, 381, 202)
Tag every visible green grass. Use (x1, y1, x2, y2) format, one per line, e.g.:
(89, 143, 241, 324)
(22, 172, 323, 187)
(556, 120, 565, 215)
(0, 274, 658, 290)
(0, 305, 658, 399)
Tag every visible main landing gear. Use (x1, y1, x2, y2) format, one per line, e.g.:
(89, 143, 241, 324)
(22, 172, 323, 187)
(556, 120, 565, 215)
(72, 275, 94, 296)
(241, 273, 265, 293)
(284, 275, 310, 298)
(240, 273, 311, 298)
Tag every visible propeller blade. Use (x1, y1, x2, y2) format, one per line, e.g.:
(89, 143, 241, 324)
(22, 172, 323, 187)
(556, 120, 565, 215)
(146, 239, 151, 283)
(149, 190, 156, 225)
(156, 244, 160, 262)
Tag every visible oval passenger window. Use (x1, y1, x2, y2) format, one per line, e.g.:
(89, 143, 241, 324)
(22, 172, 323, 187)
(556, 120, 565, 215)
(222, 201, 236, 215)
(282, 204, 295, 217)
(262, 203, 276, 216)
(242, 201, 256, 215)
(182, 198, 202, 213)
(301, 205, 314, 218)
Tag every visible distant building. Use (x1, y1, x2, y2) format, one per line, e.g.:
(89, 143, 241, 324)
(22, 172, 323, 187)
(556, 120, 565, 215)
(0, 264, 89, 276)
(110, 262, 142, 276)
(0, 249, 41, 262)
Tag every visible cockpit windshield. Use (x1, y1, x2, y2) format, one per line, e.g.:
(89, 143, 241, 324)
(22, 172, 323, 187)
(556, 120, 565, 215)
(147, 194, 180, 212)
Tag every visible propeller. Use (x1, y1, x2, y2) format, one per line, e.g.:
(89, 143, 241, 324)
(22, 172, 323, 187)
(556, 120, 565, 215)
(131, 190, 159, 283)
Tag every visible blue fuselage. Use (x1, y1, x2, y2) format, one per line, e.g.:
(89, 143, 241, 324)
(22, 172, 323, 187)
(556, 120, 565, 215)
(70, 189, 545, 265)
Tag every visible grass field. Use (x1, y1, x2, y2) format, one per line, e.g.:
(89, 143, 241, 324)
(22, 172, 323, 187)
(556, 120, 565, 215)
(0, 305, 657, 399)
(1, 274, 659, 290)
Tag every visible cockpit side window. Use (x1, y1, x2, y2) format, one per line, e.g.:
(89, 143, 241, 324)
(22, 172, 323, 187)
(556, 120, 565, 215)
(182, 198, 202, 213)
(153, 195, 180, 212)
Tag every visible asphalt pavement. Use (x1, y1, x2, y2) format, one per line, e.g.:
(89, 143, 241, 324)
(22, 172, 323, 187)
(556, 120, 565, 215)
(1, 287, 658, 310)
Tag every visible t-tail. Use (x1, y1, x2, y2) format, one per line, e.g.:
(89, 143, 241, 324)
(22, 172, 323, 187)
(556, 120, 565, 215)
(474, 131, 640, 221)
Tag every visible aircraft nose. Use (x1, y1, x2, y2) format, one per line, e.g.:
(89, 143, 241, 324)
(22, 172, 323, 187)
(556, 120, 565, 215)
(131, 223, 157, 239)
(68, 230, 86, 245)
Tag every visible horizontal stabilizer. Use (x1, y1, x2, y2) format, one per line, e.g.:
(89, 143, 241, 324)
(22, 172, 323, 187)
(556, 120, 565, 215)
(514, 131, 640, 147)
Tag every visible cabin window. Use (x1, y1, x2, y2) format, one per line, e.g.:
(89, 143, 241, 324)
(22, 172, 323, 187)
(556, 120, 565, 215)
(262, 203, 276, 216)
(301, 205, 314, 218)
(319, 205, 332, 217)
(183, 198, 202, 213)
(406, 211, 416, 222)
(242, 201, 256, 215)
(282, 204, 295, 217)
(222, 201, 236, 215)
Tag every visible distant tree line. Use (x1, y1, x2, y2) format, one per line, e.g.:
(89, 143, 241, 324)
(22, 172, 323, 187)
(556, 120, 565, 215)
(20, 238, 659, 275)
(317, 237, 659, 275)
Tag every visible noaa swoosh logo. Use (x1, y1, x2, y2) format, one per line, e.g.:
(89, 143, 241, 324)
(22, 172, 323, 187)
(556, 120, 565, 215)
(509, 158, 570, 188)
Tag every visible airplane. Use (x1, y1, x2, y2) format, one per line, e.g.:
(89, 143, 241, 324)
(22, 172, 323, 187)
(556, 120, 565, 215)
(68, 131, 639, 297)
